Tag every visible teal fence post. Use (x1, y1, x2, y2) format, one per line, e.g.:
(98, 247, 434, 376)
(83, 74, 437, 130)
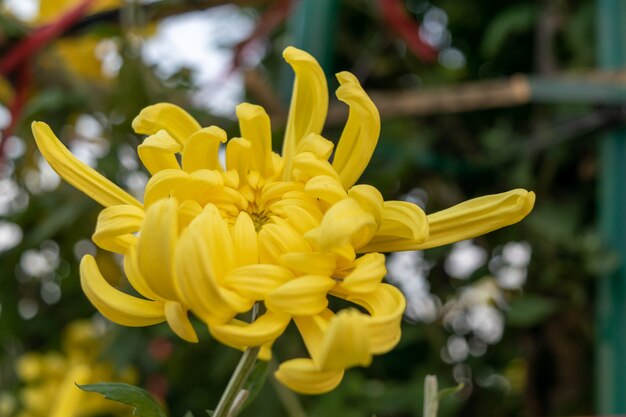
(596, 0, 626, 413)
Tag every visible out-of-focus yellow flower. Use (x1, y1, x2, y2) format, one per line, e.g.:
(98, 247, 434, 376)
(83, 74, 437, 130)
(32, 46, 535, 394)
(15, 320, 135, 417)
(36, 0, 121, 25)
(0, 76, 15, 105)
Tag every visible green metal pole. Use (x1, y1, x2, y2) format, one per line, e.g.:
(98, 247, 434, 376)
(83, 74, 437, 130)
(280, 0, 339, 102)
(596, 0, 626, 413)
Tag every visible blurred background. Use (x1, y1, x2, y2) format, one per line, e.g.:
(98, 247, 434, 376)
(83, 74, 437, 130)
(0, 0, 624, 416)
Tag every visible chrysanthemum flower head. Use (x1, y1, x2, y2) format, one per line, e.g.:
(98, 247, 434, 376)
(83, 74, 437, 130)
(32, 46, 534, 394)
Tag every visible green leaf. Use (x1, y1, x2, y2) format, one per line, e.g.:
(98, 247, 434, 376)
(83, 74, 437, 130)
(437, 383, 464, 400)
(79, 382, 168, 417)
(240, 359, 270, 411)
(481, 4, 537, 57)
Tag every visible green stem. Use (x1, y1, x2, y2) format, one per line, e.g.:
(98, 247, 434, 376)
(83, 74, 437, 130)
(213, 305, 260, 417)
(423, 375, 439, 417)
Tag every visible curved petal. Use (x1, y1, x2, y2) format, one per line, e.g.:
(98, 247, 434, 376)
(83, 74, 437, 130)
(266, 275, 336, 316)
(296, 133, 334, 160)
(305, 175, 347, 206)
(236, 103, 273, 176)
(311, 198, 377, 253)
(143, 169, 189, 207)
(336, 284, 405, 354)
(331, 72, 380, 189)
(338, 253, 386, 295)
(137, 198, 179, 300)
(317, 309, 372, 371)
(92, 205, 144, 254)
(358, 200, 429, 253)
(132, 103, 201, 147)
(80, 255, 166, 327)
(224, 264, 293, 300)
(274, 358, 344, 395)
(258, 219, 312, 265)
(165, 301, 198, 343)
(282, 47, 329, 179)
(348, 184, 384, 226)
(32, 122, 141, 208)
(124, 245, 163, 302)
(182, 126, 227, 172)
(137, 130, 181, 175)
(209, 311, 291, 347)
(291, 152, 340, 183)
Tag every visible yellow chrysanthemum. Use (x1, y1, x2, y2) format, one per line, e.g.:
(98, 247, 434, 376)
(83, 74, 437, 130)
(15, 320, 135, 417)
(32, 46, 534, 394)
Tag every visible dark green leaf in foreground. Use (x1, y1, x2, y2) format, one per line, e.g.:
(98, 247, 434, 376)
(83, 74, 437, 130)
(438, 382, 465, 400)
(79, 382, 168, 417)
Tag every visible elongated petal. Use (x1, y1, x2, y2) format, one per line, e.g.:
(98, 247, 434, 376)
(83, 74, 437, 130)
(224, 264, 293, 299)
(282, 47, 328, 179)
(124, 245, 163, 301)
(296, 133, 334, 160)
(258, 219, 311, 265)
(226, 137, 252, 181)
(338, 253, 386, 294)
(331, 72, 380, 189)
(291, 152, 340, 183)
(336, 284, 405, 354)
(143, 169, 189, 207)
(275, 358, 344, 395)
(132, 103, 201, 147)
(32, 122, 141, 208)
(236, 103, 273, 176)
(210, 311, 291, 347)
(281, 252, 337, 276)
(266, 275, 336, 316)
(137, 198, 179, 300)
(348, 184, 384, 225)
(358, 201, 429, 252)
(294, 310, 334, 360)
(232, 212, 259, 266)
(92, 205, 144, 254)
(317, 309, 371, 371)
(182, 126, 227, 172)
(165, 301, 198, 343)
(80, 255, 166, 327)
(137, 130, 181, 175)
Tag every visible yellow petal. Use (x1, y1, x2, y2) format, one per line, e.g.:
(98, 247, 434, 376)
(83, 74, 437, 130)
(182, 126, 227, 172)
(124, 244, 163, 301)
(236, 103, 273, 176)
(273, 203, 322, 235)
(266, 275, 336, 316)
(294, 310, 334, 359)
(291, 152, 340, 183)
(259, 181, 304, 208)
(80, 255, 166, 327)
(312, 198, 377, 253)
(317, 309, 372, 371)
(331, 72, 380, 189)
(226, 137, 252, 181)
(338, 253, 386, 294)
(50, 365, 91, 417)
(281, 252, 337, 276)
(175, 205, 238, 323)
(282, 47, 329, 180)
(92, 205, 144, 254)
(275, 358, 344, 395)
(172, 169, 224, 203)
(209, 324, 274, 360)
(210, 311, 291, 347)
(348, 184, 384, 225)
(177, 199, 203, 230)
(258, 219, 312, 265)
(337, 284, 405, 354)
(224, 264, 294, 299)
(305, 175, 347, 205)
(32, 122, 141, 208)
(164, 301, 198, 343)
(296, 133, 334, 160)
(137, 198, 179, 300)
(358, 200, 429, 253)
(232, 212, 259, 266)
(137, 130, 181, 175)
(132, 103, 201, 147)
(143, 169, 189, 207)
